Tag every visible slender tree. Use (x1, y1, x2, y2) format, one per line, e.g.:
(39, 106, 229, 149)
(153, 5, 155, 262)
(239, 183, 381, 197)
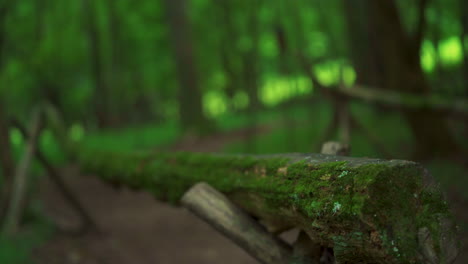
(163, 0, 208, 133)
(83, 0, 111, 127)
(461, 0, 468, 95)
(0, 0, 14, 219)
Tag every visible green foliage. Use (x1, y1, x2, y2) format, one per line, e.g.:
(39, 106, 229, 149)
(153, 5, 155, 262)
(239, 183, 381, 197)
(1, 0, 466, 261)
(82, 121, 182, 152)
(1, 0, 465, 124)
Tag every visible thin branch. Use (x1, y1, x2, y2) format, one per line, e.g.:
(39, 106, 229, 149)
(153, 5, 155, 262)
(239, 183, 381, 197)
(297, 48, 467, 119)
(325, 85, 468, 119)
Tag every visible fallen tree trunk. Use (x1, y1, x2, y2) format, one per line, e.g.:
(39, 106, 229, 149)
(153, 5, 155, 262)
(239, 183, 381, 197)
(76, 148, 459, 264)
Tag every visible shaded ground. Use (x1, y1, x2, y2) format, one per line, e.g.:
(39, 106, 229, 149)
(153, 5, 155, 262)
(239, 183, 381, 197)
(35, 175, 260, 264)
(33, 126, 468, 264)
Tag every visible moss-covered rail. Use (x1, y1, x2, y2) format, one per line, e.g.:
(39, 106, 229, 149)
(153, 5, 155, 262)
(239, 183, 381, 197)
(76, 148, 458, 264)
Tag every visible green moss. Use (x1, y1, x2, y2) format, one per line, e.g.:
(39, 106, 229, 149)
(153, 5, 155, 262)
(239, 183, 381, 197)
(76, 149, 457, 263)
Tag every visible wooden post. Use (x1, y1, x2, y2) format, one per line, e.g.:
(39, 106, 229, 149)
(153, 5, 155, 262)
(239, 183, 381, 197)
(181, 182, 293, 264)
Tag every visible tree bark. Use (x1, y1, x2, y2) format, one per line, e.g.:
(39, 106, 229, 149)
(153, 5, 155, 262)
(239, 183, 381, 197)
(163, 0, 208, 133)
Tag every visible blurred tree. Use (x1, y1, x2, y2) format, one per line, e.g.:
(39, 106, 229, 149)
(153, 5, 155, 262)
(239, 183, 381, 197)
(163, 0, 208, 133)
(0, 0, 465, 158)
(460, 0, 468, 94)
(83, 0, 112, 128)
(241, 0, 262, 112)
(0, 106, 13, 216)
(0, 0, 13, 219)
(216, 0, 242, 109)
(106, 0, 123, 125)
(342, 0, 461, 159)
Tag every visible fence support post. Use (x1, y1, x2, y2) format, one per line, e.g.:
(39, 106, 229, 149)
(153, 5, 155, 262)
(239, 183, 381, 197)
(181, 182, 294, 264)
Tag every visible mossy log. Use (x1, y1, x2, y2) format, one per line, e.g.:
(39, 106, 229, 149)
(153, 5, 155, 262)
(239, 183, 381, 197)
(77, 149, 458, 264)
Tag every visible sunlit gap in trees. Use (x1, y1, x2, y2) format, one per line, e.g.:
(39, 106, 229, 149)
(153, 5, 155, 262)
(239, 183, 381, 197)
(421, 36, 465, 72)
(203, 64, 356, 118)
(202, 76, 314, 118)
(204, 35, 465, 119)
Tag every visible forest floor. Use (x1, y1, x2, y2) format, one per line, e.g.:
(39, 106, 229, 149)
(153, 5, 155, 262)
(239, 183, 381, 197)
(32, 125, 468, 264)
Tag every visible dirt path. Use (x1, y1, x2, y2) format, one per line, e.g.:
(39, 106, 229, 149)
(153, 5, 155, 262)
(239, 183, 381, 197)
(33, 127, 279, 264)
(35, 175, 262, 264)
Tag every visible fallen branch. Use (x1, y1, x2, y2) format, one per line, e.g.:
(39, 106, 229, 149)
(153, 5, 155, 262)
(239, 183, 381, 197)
(2, 109, 42, 235)
(326, 85, 468, 119)
(297, 51, 467, 119)
(11, 119, 99, 235)
(181, 182, 293, 264)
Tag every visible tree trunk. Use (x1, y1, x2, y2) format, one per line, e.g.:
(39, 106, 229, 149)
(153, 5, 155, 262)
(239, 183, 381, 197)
(0, 109, 12, 180)
(83, 0, 111, 128)
(0, 1, 14, 219)
(342, 0, 380, 87)
(342, 0, 461, 159)
(217, 0, 239, 105)
(0, 106, 13, 219)
(106, 0, 127, 126)
(461, 0, 468, 96)
(163, 0, 208, 134)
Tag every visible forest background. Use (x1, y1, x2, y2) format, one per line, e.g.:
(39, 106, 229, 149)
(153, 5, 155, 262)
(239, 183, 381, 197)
(0, 0, 467, 263)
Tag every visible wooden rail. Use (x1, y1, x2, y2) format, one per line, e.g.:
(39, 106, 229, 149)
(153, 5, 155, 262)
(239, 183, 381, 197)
(76, 147, 458, 263)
